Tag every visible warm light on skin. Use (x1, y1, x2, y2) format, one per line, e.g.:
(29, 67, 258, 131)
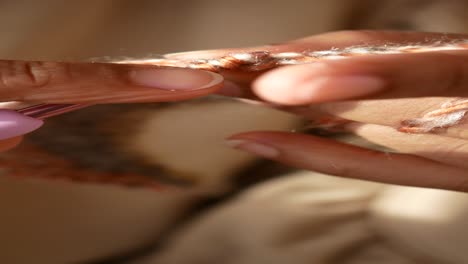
(0, 136, 22, 151)
(2, 40, 467, 120)
(0, 101, 34, 110)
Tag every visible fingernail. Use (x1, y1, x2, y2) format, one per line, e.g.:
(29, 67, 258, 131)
(225, 139, 280, 158)
(129, 68, 222, 90)
(295, 76, 385, 102)
(0, 110, 43, 140)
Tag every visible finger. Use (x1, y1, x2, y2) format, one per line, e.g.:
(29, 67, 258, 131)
(226, 131, 468, 192)
(0, 136, 22, 152)
(166, 30, 466, 60)
(0, 110, 43, 140)
(0, 60, 223, 104)
(253, 50, 468, 105)
(163, 30, 467, 100)
(347, 123, 468, 169)
(318, 98, 448, 127)
(287, 30, 466, 46)
(312, 97, 468, 140)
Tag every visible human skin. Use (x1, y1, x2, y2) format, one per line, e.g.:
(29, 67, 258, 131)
(0, 61, 224, 150)
(205, 30, 468, 192)
(4, 30, 468, 192)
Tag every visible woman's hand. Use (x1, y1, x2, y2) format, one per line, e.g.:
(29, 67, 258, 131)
(0, 60, 223, 151)
(185, 30, 468, 192)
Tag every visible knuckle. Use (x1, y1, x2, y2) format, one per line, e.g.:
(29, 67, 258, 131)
(0, 61, 58, 92)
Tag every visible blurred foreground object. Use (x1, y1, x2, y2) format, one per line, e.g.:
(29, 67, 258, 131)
(1, 0, 468, 263)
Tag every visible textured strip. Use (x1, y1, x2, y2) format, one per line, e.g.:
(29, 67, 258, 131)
(399, 98, 468, 133)
(115, 40, 468, 72)
(11, 40, 468, 130)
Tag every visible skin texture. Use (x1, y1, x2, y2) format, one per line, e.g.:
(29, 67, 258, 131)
(3, 30, 468, 191)
(0, 61, 224, 150)
(215, 30, 468, 192)
(0, 61, 223, 103)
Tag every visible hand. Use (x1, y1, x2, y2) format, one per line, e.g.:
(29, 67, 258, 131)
(0, 60, 223, 151)
(173, 30, 468, 192)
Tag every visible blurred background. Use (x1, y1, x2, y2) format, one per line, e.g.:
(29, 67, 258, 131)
(1, 0, 467, 60)
(0, 1, 468, 263)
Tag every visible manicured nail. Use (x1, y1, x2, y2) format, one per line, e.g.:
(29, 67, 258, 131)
(225, 139, 280, 158)
(129, 68, 222, 90)
(0, 110, 43, 140)
(294, 75, 385, 102)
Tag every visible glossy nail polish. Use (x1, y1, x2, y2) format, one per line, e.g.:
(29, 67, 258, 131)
(0, 110, 43, 140)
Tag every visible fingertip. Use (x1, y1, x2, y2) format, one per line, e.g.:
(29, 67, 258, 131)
(254, 63, 387, 105)
(253, 64, 326, 105)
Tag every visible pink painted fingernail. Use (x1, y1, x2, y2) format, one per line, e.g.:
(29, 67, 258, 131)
(129, 68, 222, 90)
(225, 139, 280, 158)
(0, 110, 43, 140)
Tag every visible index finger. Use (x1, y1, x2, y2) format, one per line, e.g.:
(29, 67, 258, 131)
(0, 60, 223, 104)
(253, 49, 468, 105)
(162, 30, 468, 99)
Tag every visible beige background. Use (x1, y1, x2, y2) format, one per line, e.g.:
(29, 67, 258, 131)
(0, 1, 468, 264)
